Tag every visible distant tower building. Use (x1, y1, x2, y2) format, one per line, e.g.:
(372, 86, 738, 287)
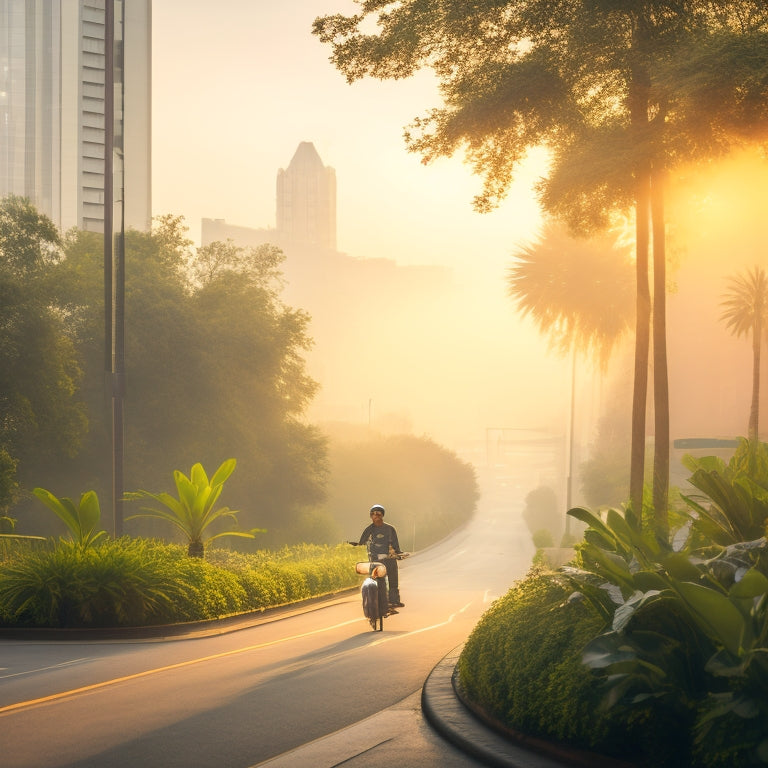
(276, 141, 336, 251)
(0, 0, 152, 232)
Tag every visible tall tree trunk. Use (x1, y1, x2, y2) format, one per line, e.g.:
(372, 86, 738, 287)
(629, 46, 651, 517)
(651, 169, 669, 542)
(631, 171, 651, 516)
(750, 314, 761, 442)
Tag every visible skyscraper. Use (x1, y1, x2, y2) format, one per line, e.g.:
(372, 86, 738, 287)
(276, 141, 336, 251)
(0, 0, 151, 232)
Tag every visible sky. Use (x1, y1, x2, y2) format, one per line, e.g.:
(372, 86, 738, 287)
(150, 0, 572, 466)
(149, 2, 768, 493)
(151, 0, 546, 275)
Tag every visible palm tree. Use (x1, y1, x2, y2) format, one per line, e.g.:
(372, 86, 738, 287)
(125, 459, 263, 557)
(507, 220, 635, 517)
(720, 266, 768, 443)
(508, 221, 635, 367)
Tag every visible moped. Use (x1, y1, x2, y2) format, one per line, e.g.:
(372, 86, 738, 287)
(348, 541, 409, 631)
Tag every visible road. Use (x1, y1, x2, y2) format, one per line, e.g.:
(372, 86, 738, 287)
(0, 479, 535, 768)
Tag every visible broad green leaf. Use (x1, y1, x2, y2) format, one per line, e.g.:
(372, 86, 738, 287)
(210, 458, 236, 487)
(632, 571, 669, 592)
(78, 491, 101, 535)
(174, 472, 197, 512)
(663, 552, 702, 581)
(605, 508, 634, 552)
(613, 590, 660, 632)
(33, 488, 78, 533)
(190, 462, 208, 488)
(729, 568, 768, 600)
(581, 543, 634, 589)
(673, 580, 745, 656)
(569, 506, 615, 543)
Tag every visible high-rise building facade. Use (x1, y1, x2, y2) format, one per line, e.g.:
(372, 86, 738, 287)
(0, 0, 151, 232)
(276, 141, 336, 251)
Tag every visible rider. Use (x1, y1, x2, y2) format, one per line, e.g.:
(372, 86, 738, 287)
(359, 504, 405, 608)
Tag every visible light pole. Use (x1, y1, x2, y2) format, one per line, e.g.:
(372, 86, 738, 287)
(565, 347, 576, 538)
(104, 0, 125, 537)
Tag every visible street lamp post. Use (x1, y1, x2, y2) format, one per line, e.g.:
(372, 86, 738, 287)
(104, 0, 125, 537)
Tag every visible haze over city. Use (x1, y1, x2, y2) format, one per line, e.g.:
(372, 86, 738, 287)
(151, 0, 767, 479)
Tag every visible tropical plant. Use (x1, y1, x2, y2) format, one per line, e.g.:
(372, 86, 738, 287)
(682, 439, 768, 547)
(508, 221, 634, 514)
(507, 221, 635, 370)
(560, 441, 768, 765)
(124, 459, 263, 557)
(32, 487, 107, 550)
(0, 538, 184, 628)
(721, 266, 768, 443)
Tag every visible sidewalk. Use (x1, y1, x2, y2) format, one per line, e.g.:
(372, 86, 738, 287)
(253, 645, 586, 768)
(253, 644, 633, 768)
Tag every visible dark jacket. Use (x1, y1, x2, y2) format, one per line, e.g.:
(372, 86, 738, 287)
(359, 522, 401, 560)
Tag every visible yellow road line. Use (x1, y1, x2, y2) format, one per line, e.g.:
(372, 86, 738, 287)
(369, 601, 473, 647)
(0, 617, 361, 716)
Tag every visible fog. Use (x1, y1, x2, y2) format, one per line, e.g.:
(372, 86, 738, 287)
(152, 2, 767, 500)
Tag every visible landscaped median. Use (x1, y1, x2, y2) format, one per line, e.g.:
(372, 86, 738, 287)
(0, 539, 361, 631)
(456, 441, 768, 768)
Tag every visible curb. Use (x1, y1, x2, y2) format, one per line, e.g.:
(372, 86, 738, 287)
(0, 588, 359, 642)
(421, 646, 564, 768)
(422, 646, 634, 768)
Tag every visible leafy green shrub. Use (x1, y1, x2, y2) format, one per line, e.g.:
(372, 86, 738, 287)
(459, 570, 608, 745)
(0, 535, 48, 563)
(458, 568, 691, 765)
(0, 540, 360, 628)
(0, 538, 184, 627)
(553, 439, 768, 766)
(522, 486, 561, 543)
(162, 554, 247, 621)
(207, 543, 359, 609)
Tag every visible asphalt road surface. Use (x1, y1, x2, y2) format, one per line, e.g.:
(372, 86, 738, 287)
(0, 477, 537, 768)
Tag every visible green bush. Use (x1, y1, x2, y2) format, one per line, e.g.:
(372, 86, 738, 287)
(531, 528, 554, 548)
(0, 540, 361, 628)
(522, 486, 561, 542)
(0, 538, 184, 627)
(459, 569, 608, 746)
(459, 440, 768, 767)
(457, 567, 691, 765)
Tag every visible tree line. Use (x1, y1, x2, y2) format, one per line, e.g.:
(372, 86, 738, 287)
(0, 196, 325, 541)
(0, 196, 480, 549)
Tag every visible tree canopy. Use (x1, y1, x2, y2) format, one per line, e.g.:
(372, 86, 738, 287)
(2, 207, 327, 540)
(314, 0, 768, 537)
(0, 197, 87, 514)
